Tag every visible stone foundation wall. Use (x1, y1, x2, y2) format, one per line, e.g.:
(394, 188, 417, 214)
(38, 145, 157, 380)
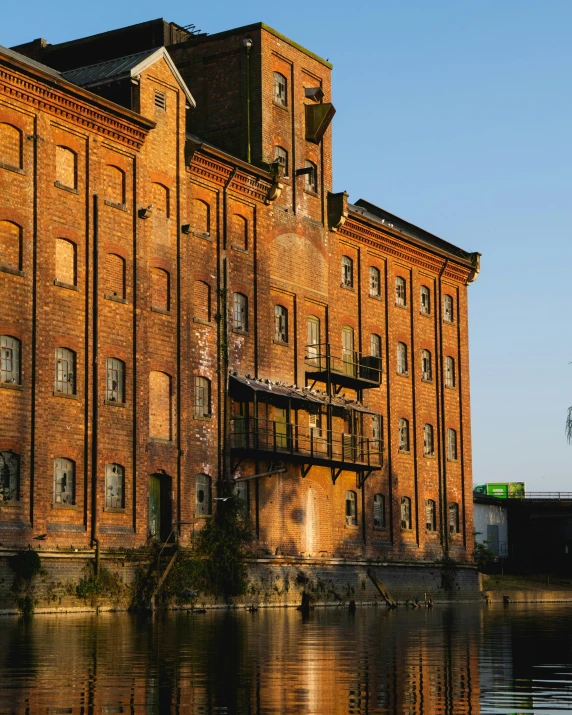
(0, 549, 481, 614)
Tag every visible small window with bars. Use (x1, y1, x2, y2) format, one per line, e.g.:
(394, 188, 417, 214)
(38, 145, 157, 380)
(420, 285, 431, 314)
(395, 277, 406, 306)
(443, 294, 454, 323)
(426, 499, 437, 531)
(369, 266, 381, 297)
(1, 335, 20, 384)
(401, 496, 411, 530)
(274, 146, 288, 177)
(0, 451, 19, 502)
(423, 424, 434, 456)
(373, 493, 385, 528)
(54, 347, 76, 395)
(273, 73, 287, 107)
(233, 293, 248, 332)
(154, 90, 167, 111)
(421, 349, 432, 381)
(398, 418, 410, 452)
(105, 463, 124, 509)
(274, 305, 288, 343)
(341, 255, 353, 288)
(345, 490, 357, 526)
(54, 457, 75, 505)
(106, 357, 125, 404)
(194, 376, 211, 418)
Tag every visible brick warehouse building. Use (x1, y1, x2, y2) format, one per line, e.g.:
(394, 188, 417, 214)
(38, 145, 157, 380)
(0, 19, 480, 567)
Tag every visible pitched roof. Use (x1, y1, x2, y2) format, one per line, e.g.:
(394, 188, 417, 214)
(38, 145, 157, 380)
(61, 46, 196, 107)
(0, 44, 62, 78)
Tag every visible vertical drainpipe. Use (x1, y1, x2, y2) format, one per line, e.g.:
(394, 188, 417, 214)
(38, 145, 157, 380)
(409, 268, 420, 546)
(132, 157, 138, 534)
(243, 38, 253, 164)
(219, 167, 238, 491)
(437, 259, 449, 554)
(30, 119, 39, 527)
(176, 94, 182, 533)
(357, 249, 366, 545)
(383, 263, 394, 544)
(91, 193, 100, 571)
(457, 286, 467, 550)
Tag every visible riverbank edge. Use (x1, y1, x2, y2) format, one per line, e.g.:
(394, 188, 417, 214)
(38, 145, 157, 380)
(482, 590, 572, 603)
(0, 550, 481, 613)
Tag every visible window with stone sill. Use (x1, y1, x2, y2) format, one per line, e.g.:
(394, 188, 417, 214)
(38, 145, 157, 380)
(0, 123, 23, 170)
(420, 285, 431, 315)
(398, 418, 410, 452)
(341, 255, 353, 288)
(400, 496, 412, 530)
(54, 457, 75, 505)
(423, 423, 434, 456)
(445, 356, 456, 388)
(447, 427, 458, 460)
(106, 357, 125, 404)
(274, 146, 288, 177)
(1, 335, 20, 385)
(194, 376, 211, 418)
(369, 266, 381, 297)
(0, 451, 20, 502)
(449, 502, 460, 534)
(426, 499, 437, 532)
(105, 463, 124, 509)
(373, 493, 385, 528)
(54, 347, 76, 395)
(274, 305, 288, 343)
(55, 146, 77, 190)
(443, 294, 454, 323)
(233, 292, 248, 332)
(273, 72, 287, 107)
(421, 349, 432, 381)
(395, 276, 406, 307)
(304, 160, 318, 193)
(397, 342, 408, 375)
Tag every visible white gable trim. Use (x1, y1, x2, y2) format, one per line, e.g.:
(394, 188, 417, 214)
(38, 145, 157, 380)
(132, 47, 196, 108)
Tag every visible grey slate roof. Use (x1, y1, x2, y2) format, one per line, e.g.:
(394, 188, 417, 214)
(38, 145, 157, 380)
(61, 48, 159, 87)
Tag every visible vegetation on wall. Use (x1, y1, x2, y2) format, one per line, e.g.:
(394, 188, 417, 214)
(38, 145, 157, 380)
(9, 550, 43, 615)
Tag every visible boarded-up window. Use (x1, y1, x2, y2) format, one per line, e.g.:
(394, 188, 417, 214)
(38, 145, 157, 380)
(193, 280, 210, 321)
(56, 146, 76, 189)
(105, 253, 125, 299)
(151, 268, 170, 311)
(0, 221, 22, 271)
(149, 371, 171, 440)
(106, 165, 125, 204)
(192, 199, 210, 236)
(0, 123, 22, 169)
(152, 183, 169, 245)
(230, 214, 248, 250)
(55, 238, 76, 286)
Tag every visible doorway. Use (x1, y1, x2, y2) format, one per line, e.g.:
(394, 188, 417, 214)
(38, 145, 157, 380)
(149, 473, 172, 542)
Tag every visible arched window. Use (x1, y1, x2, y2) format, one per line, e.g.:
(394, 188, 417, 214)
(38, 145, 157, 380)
(426, 499, 436, 532)
(55, 146, 77, 189)
(194, 376, 211, 418)
(106, 358, 125, 404)
(151, 268, 170, 312)
(397, 342, 408, 375)
(341, 326, 355, 376)
(369, 266, 381, 297)
(55, 238, 77, 286)
(421, 349, 432, 381)
(151, 182, 169, 218)
(54, 348, 76, 395)
(0, 451, 20, 502)
(230, 214, 248, 251)
(398, 418, 410, 452)
(307, 315, 320, 366)
(400, 496, 412, 530)
(274, 305, 288, 343)
(0, 123, 22, 169)
(0, 220, 22, 272)
(274, 146, 288, 176)
(149, 371, 171, 440)
(54, 457, 75, 505)
(449, 502, 460, 534)
(273, 72, 287, 106)
(105, 165, 125, 205)
(105, 253, 126, 300)
(445, 356, 456, 388)
(345, 490, 357, 526)
(447, 428, 458, 460)
(395, 276, 406, 306)
(420, 285, 430, 314)
(370, 333, 381, 358)
(233, 292, 247, 331)
(304, 160, 318, 193)
(341, 255, 353, 287)
(193, 280, 211, 322)
(105, 463, 124, 509)
(196, 473, 212, 516)
(443, 294, 454, 323)
(374, 493, 385, 528)
(192, 199, 210, 236)
(423, 424, 434, 456)
(1, 336, 21, 385)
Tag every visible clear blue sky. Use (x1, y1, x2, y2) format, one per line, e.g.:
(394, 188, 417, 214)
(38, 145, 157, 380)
(4, 1, 572, 490)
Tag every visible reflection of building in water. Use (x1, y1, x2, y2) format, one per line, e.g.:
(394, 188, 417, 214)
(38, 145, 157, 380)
(0, 610, 481, 714)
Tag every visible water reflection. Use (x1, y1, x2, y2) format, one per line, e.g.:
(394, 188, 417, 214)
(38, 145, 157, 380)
(0, 605, 571, 714)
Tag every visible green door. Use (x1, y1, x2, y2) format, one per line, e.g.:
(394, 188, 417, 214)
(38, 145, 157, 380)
(149, 475, 161, 539)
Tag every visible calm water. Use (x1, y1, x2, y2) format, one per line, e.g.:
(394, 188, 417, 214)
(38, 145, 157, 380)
(1, 605, 572, 714)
